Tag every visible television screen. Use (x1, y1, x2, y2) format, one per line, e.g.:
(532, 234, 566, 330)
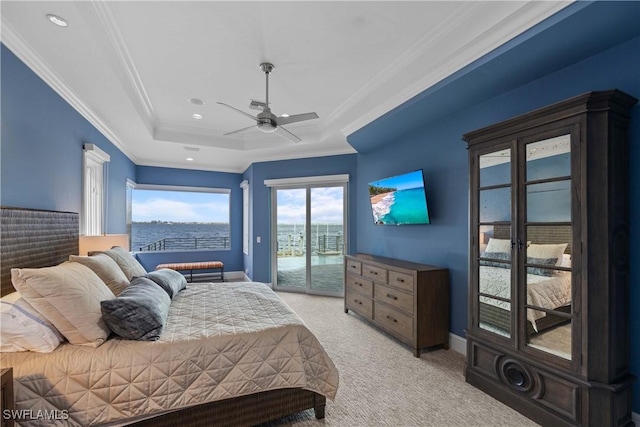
(368, 170, 430, 225)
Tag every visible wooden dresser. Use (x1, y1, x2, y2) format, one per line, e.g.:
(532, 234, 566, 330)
(344, 253, 449, 357)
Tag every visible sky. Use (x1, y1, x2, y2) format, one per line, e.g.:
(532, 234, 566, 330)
(132, 189, 229, 222)
(133, 187, 344, 224)
(369, 169, 425, 191)
(276, 187, 344, 224)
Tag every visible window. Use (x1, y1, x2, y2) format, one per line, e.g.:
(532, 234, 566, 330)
(82, 144, 110, 235)
(130, 184, 231, 252)
(240, 180, 250, 255)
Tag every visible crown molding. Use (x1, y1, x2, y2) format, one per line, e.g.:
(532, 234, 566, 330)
(337, 1, 571, 137)
(88, 1, 156, 128)
(1, 18, 139, 164)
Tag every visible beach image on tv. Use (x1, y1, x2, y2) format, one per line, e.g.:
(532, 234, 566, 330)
(368, 170, 430, 225)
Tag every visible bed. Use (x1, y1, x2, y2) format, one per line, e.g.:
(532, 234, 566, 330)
(0, 207, 339, 426)
(477, 226, 572, 336)
(478, 266, 571, 335)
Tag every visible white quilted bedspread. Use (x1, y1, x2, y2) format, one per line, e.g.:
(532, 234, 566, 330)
(479, 266, 571, 330)
(0, 282, 339, 426)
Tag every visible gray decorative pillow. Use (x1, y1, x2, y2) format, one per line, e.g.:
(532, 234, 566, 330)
(100, 277, 171, 341)
(526, 257, 558, 277)
(69, 254, 129, 295)
(145, 269, 187, 299)
(479, 251, 511, 268)
(99, 246, 147, 280)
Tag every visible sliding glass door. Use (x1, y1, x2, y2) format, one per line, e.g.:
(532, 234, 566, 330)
(272, 184, 346, 296)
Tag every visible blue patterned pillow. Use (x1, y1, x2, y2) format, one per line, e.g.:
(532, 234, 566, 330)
(144, 269, 187, 299)
(101, 277, 171, 341)
(479, 251, 511, 268)
(526, 257, 557, 277)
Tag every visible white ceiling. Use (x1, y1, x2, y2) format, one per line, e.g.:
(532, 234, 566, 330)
(1, 1, 570, 173)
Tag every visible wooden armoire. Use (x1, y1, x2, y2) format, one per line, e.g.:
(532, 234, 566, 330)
(463, 90, 637, 426)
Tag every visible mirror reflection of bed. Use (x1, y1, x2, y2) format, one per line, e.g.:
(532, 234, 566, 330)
(478, 224, 572, 360)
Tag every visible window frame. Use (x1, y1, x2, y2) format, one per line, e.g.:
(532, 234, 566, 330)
(129, 183, 232, 253)
(82, 144, 110, 236)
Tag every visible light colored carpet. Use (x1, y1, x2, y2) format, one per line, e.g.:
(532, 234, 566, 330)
(265, 292, 540, 427)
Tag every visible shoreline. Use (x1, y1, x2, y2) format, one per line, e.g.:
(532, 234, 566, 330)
(370, 191, 394, 204)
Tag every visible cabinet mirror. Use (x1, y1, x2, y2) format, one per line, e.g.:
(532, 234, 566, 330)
(477, 149, 512, 337)
(523, 135, 572, 360)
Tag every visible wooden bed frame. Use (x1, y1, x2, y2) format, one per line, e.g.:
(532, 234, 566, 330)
(0, 206, 326, 426)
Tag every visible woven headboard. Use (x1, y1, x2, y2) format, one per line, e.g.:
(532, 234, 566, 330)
(493, 224, 572, 255)
(0, 207, 79, 296)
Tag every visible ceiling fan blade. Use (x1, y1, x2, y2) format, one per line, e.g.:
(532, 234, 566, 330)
(217, 102, 258, 121)
(224, 125, 256, 136)
(275, 112, 319, 126)
(275, 125, 301, 143)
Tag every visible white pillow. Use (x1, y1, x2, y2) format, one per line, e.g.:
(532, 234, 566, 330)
(527, 243, 568, 266)
(0, 292, 64, 353)
(485, 238, 512, 253)
(98, 246, 147, 280)
(560, 253, 572, 268)
(69, 254, 129, 296)
(11, 262, 115, 347)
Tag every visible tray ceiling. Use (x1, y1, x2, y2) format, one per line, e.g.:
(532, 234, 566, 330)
(1, 1, 570, 172)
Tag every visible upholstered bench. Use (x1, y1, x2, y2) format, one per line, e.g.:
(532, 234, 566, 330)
(155, 261, 224, 283)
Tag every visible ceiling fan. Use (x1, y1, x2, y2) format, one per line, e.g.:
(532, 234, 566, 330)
(217, 62, 319, 143)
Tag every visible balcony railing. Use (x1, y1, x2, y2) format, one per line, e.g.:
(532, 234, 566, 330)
(276, 234, 343, 257)
(139, 237, 230, 252)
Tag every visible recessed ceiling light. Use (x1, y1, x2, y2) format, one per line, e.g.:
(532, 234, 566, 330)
(188, 98, 204, 105)
(46, 14, 68, 27)
(280, 114, 290, 117)
(186, 157, 194, 161)
(192, 113, 203, 119)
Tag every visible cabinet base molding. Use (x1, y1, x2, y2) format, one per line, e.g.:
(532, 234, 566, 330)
(466, 339, 636, 427)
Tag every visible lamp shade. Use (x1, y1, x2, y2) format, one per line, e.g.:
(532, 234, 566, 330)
(79, 234, 129, 256)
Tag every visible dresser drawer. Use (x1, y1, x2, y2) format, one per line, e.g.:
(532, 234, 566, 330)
(345, 259, 362, 276)
(362, 264, 388, 282)
(388, 270, 414, 293)
(375, 283, 413, 315)
(374, 303, 413, 342)
(345, 288, 373, 319)
(346, 274, 373, 298)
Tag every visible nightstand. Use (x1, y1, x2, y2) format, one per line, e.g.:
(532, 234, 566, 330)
(1, 368, 14, 427)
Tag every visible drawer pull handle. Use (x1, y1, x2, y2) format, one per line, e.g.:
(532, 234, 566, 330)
(356, 282, 363, 287)
(370, 271, 378, 275)
(354, 299, 362, 305)
(350, 265, 357, 269)
(386, 315, 398, 323)
(386, 293, 398, 300)
(397, 278, 405, 283)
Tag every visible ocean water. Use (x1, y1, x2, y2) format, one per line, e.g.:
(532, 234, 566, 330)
(131, 223, 230, 251)
(372, 187, 430, 225)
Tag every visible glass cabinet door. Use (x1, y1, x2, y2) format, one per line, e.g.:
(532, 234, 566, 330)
(477, 148, 513, 337)
(522, 134, 573, 360)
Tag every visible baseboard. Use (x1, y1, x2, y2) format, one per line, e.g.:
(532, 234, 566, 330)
(632, 411, 639, 425)
(223, 270, 248, 281)
(449, 333, 467, 356)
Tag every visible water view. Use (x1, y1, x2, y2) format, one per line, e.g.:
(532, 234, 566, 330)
(131, 222, 230, 251)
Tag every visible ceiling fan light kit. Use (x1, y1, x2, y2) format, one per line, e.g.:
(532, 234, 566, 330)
(217, 62, 319, 143)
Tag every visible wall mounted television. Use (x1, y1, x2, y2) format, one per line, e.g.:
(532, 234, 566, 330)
(368, 169, 430, 225)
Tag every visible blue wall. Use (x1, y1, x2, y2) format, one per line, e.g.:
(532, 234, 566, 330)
(0, 45, 136, 233)
(3, 0, 640, 415)
(349, 31, 640, 414)
(243, 154, 358, 283)
(134, 166, 244, 273)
